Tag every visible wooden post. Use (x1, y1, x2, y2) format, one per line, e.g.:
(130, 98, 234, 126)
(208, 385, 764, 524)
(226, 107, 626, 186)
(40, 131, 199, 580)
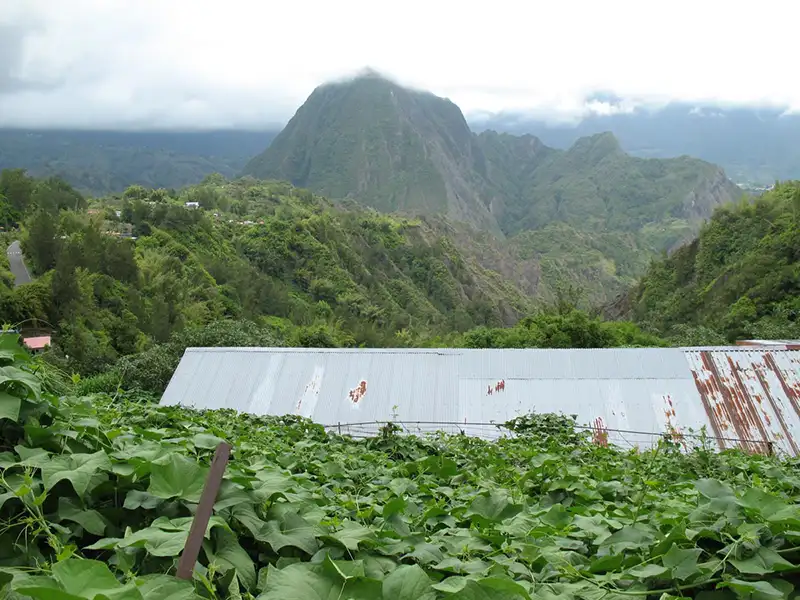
(767, 440, 775, 456)
(176, 442, 231, 580)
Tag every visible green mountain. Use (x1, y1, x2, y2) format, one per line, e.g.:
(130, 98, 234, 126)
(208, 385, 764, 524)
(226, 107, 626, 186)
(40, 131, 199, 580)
(243, 74, 742, 303)
(0, 129, 277, 195)
(242, 72, 502, 235)
(629, 182, 800, 343)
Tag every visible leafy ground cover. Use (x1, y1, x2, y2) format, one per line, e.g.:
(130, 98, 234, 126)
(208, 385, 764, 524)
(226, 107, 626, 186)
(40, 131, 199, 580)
(2, 335, 800, 599)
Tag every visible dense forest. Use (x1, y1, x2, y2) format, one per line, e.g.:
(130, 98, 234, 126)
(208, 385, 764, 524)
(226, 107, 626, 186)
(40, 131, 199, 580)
(1, 169, 664, 395)
(630, 181, 800, 343)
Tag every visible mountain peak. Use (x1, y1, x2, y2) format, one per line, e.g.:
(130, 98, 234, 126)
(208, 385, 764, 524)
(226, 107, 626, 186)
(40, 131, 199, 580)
(317, 68, 403, 95)
(566, 131, 623, 163)
(242, 72, 502, 234)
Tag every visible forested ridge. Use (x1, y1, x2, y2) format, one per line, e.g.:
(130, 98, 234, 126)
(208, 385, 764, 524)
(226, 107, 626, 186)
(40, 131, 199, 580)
(631, 181, 800, 344)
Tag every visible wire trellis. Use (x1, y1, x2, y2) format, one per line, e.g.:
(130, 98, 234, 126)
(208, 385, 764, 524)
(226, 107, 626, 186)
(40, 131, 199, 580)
(323, 420, 775, 455)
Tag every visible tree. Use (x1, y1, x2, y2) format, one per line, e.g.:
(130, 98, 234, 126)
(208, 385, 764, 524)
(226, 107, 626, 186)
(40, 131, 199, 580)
(50, 240, 83, 321)
(22, 210, 60, 275)
(123, 185, 149, 201)
(0, 193, 18, 229)
(31, 177, 86, 214)
(0, 169, 34, 214)
(102, 239, 139, 284)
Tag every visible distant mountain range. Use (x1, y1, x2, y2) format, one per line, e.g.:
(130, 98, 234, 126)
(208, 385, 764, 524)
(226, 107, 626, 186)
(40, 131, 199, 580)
(243, 73, 742, 302)
(471, 104, 800, 185)
(0, 129, 276, 195)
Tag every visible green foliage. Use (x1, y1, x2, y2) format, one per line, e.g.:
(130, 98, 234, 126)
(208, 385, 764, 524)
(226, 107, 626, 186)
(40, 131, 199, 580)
(115, 319, 285, 393)
(3, 357, 800, 598)
(633, 182, 800, 341)
(460, 308, 665, 348)
(4, 173, 540, 379)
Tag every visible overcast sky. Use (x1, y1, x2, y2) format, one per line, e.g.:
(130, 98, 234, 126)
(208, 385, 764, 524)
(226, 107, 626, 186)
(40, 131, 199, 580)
(1, 0, 797, 129)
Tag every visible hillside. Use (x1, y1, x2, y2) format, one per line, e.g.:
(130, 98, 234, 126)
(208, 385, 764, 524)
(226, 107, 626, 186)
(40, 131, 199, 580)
(480, 131, 739, 236)
(0, 171, 539, 379)
(472, 102, 800, 184)
(245, 73, 741, 304)
(0, 129, 277, 195)
(629, 181, 800, 343)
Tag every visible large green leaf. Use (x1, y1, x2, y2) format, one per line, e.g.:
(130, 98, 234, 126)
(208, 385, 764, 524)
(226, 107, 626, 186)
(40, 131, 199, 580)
(209, 528, 256, 591)
(598, 525, 655, 554)
(465, 491, 522, 523)
(724, 579, 787, 600)
(12, 577, 86, 600)
(123, 490, 163, 510)
(256, 557, 381, 600)
(0, 390, 21, 421)
(730, 547, 795, 575)
(447, 577, 531, 599)
(695, 479, 736, 501)
(261, 512, 320, 555)
(134, 575, 202, 600)
(52, 559, 140, 599)
(0, 365, 41, 399)
(382, 565, 435, 600)
(86, 516, 228, 558)
(148, 453, 208, 502)
(662, 544, 702, 581)
(42, 451, 112, 497)
(320, 521, 375, 551)
(58, 498, 106, 537)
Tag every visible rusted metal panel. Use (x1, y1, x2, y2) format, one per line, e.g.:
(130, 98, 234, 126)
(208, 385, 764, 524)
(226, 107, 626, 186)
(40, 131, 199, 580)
(684, 349, 800, 456)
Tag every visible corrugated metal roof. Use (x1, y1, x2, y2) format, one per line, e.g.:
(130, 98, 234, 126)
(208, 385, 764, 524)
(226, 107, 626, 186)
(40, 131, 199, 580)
(161, 346, 800, 455)
(736, 340, 800, 350)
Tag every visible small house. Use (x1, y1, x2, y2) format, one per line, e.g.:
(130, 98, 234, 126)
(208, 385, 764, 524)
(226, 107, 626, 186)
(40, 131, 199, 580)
(22, 335, 51, 354)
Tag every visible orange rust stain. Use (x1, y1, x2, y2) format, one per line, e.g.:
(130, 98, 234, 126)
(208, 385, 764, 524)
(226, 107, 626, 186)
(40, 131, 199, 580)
(348, 380, 367, 404)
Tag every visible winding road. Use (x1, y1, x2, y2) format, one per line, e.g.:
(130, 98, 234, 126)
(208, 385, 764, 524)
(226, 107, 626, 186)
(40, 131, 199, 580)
(6, 241, 32, 287)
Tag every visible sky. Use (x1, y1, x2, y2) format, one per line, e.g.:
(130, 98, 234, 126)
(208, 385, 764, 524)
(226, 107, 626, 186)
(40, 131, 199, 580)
(1, 0, 798, 129)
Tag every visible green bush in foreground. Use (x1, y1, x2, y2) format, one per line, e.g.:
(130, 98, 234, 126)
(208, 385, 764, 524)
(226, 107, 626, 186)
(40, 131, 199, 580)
(2, 334, 800, 598)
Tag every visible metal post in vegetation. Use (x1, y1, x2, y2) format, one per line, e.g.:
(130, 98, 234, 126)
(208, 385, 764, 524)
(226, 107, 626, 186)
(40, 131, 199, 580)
(767, 440, 775, 456)
(176, 441, 232, 580)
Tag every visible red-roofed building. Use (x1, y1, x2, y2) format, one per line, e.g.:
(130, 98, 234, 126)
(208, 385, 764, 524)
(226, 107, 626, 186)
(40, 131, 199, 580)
(22, 336, 51, 353)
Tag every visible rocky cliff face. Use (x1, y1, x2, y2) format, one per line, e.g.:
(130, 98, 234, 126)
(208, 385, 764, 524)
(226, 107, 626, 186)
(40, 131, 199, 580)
(242, 73, 504, 235)
(681, 167, 742, 220)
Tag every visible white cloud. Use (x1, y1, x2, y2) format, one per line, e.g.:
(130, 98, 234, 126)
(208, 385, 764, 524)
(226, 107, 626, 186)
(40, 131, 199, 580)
(1, 0, 798, 128)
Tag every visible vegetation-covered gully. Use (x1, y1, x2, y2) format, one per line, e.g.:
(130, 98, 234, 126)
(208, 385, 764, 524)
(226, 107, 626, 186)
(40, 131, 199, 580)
(2, 334, 800, 600)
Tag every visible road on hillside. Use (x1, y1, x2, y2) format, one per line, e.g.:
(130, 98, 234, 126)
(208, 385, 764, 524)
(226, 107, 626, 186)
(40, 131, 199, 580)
(6, 241, 32, 286)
